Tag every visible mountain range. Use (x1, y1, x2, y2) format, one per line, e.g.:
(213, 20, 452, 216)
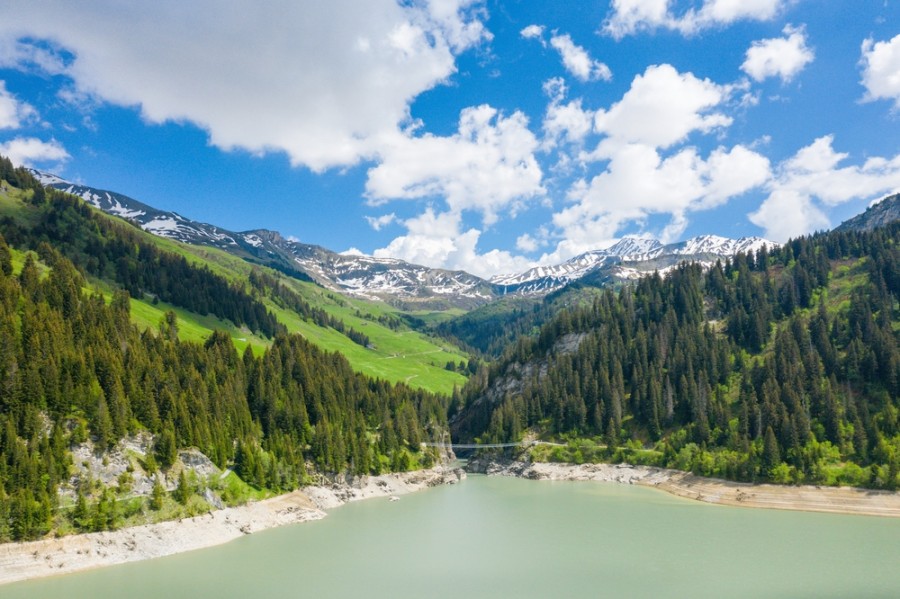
(35, 170, 897, 308)
(490, 234, 773, 294)
(31, 171, 496, 309)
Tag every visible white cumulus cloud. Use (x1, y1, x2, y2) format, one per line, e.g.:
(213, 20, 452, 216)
(516, 233, 540, 253)
(0, 81, 36, 129)
(592, 64, 733, 152)
(520, 24, 545, 41)
(540, 64, 770, 263)
(365, 104, 544, 226)
(603, 0, 786, 39)
(749, 189, 829, 243)
(742, 25, 814, 83)
(860, 33, 900, 109)
(373, 208, 533, 278)
(543, 93, 595, 147)
(0, 136, 69, 167)
(696, 0, 784, 24)
(549, 33, 612, 82)
(552, 143, 770, 257)
(750, 135, 900, 241)
(0, 0, 489, 171)
(365, 213, 398, 231)
(603, 0, 670, 38)
(365, 103, 544, 276)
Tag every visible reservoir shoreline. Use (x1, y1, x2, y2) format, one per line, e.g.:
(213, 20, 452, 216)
(4, 458, 900, 587)
(469, 458, 900, 518)
(0, 466, 465, 587)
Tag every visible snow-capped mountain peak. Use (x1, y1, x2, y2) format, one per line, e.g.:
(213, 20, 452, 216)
(674, 234, 773, 257)
(28, 167, 779, 305)
(491, 233, 778, 294)
(27, 169, 496, 309)
(603, 236, 666, 261)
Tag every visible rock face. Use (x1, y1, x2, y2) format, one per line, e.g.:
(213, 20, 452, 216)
(450, 333, 585, 439)
(63, 432, 223, 504)
(835, 193, 900, 232)
(465, 457, 671, 485)
(303, 466, 466, 510)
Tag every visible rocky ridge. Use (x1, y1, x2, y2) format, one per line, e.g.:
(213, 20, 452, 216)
(835, 193, 900, 233)
(490, 234, 774, 294)
(30, 169, 778, 305)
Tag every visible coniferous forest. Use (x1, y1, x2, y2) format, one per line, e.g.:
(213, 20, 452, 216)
(1, 155, 899, 543)
(454, 224, 900, 489)
(0, 162, 446, 541)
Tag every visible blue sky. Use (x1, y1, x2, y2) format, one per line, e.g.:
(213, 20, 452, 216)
(0, 1, 898, 278)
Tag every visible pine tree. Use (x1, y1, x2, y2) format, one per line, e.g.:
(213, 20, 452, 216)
(762, 425, 781, 478)
(174, 470, 191, 505)
(155, 423, 178, 470)
(73, 489, 89, 530)
(150, 476, 165, 511)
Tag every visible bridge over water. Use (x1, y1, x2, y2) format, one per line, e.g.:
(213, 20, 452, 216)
(422, 440, 561, 450)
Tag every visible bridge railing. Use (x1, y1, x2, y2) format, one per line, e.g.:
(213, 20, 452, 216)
(422, 440, 560, 450)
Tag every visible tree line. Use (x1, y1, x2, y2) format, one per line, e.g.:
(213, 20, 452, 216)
(0, 194, 447, 541)
(454, 224, 900, 489)
(248, 269, 369, 347)
(0, 165, 282, 338)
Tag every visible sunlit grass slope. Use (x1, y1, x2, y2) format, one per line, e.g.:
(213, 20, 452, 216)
(0, 183, 469, 395)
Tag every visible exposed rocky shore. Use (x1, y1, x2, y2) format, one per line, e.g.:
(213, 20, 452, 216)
(467, 457, 900, 518)
(7, 456, 898, 587)
(0, 465, 465, 587)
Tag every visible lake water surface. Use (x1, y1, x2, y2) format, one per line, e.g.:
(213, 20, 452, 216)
(5, 475, 899, 598)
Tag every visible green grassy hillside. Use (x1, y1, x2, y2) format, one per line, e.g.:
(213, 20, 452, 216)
(0, 177, 469, 395)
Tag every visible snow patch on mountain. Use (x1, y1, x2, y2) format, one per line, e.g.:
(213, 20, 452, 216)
(492, 234, 777, 292)
(604, 236, 665, 261)
(242, 234, 263, 248)
(671, 235, 773, 257)
(143, 217, 181, 233)
(28, 167, 780, 306)
(60, 186, 148, 220)
(30, 171, 72, 186)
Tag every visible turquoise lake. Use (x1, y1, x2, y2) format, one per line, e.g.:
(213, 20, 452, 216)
(4, 475, 899, 598)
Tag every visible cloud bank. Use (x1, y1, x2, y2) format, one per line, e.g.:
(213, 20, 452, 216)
(0, 0, 489, 171)
(751, 136, 900, 241)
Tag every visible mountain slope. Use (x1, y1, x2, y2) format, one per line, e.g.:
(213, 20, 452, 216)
(30, 171, 495, 309)
(0, 164, 453, 543)
(8, 167, 470, 395)
(29, 170, 779, 304)
(453, 223, 900, 489)
(835, 193, 900, 233)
